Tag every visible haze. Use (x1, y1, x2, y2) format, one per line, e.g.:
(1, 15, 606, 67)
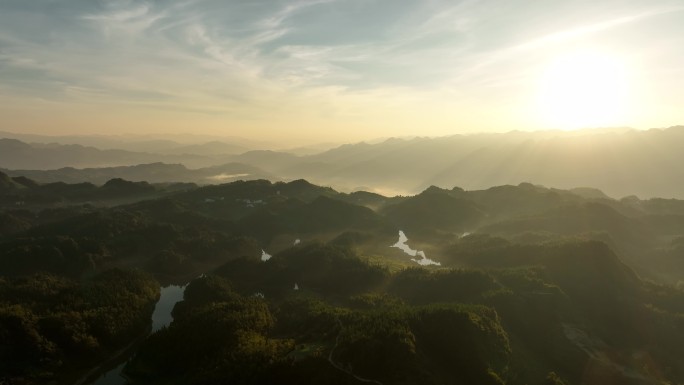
(8, 3, 684, 385)
(2, 0, 684, 145)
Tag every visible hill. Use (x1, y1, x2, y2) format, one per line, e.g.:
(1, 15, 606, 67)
(4, 178, 684, 384)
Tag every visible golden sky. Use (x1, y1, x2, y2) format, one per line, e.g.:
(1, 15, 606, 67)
(1, 0, 683, 145)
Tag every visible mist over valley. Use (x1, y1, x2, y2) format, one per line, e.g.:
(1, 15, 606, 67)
(3, 0, 684, 383)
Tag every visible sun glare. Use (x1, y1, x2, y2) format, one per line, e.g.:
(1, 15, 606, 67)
(538, 50, 629, 130)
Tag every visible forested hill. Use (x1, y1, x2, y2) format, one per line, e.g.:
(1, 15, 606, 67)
(3, 176, 684, 384)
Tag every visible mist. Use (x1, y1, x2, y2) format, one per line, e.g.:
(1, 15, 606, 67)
(4, 126, 684, 199)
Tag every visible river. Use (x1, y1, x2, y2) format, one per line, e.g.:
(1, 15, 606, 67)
(87, 284, 186, 385)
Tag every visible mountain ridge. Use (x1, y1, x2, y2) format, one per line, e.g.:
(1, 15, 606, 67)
(4, 126, 684, 198)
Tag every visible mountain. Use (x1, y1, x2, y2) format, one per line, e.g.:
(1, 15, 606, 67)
(381, 186, 485, 233)
(0, 131, 271, 153)
(5, 127, 684, 198)
(272, 126, 684, 198)
(227, 150, 302, 171)
(0, 138, 212, 169)
(159, 141, 248, 156)
(0, 131, 181, 152)
(0, 171, 19, 190)
(2, 162, 275, 185)
(0, 174, 194, 208)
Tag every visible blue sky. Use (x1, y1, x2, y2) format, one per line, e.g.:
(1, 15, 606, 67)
(1, 0, 683, 143)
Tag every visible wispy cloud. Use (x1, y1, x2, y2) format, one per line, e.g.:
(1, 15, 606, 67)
(514, 6, 684, 52)
(1, 0, 683, 139)
(258, 0, 336, 29)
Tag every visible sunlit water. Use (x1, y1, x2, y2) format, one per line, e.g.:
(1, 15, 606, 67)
(391, 230, 441, 266)
(206, 173, 250, 181)
(89, 285, 186, 385)
(261, 249, 272, 261)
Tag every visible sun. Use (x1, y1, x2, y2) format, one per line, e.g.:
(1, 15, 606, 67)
(537, 50, 629, 130)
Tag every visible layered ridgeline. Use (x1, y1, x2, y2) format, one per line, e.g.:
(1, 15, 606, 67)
(3, 176, 684, 384)
(4, 126, 684, 199)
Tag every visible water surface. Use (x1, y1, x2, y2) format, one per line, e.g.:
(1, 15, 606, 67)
(391, 230, 441, 266)
(89, 284, 186, 385)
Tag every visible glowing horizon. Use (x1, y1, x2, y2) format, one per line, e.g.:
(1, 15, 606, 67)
(1, 1, 683, 145)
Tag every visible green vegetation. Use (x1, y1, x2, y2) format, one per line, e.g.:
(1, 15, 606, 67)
(4, 177, 684, 384)
(124, 273, 510, 385)
(0, 269, 158, 384)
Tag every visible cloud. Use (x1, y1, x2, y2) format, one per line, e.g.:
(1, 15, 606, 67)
(513, 6, 684, 52)
(1, 0, 683, 139)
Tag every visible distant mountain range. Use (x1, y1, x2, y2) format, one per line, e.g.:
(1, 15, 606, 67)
(2, 162, 276, 185)
(0, 131, 270, 152)
(273, 126, 684, 198)
(3, 126, 684, 198)
(0, 138, 214, 169)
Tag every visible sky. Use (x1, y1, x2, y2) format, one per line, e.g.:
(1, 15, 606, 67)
(1, 0, 683, 144)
